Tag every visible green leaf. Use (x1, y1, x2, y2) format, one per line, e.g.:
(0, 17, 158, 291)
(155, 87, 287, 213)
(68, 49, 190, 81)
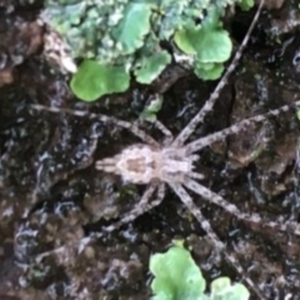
(134, 51, 172, 84)
(174, 26, 199, 55)
(211, 277, 231, 293)
(297, 109, 300, 121)
(201, 6, 222, 31)
(112, 3, 152, 54)
(174, 7, 232, 64)
(70, 60, 130, 102)
(140, 96, 163, 121)
(210, 277, 250, 300)
(196, 30, 232, 63)
(150, 245, 205, 300)
(156, 0, 188, 40)
(238, 0, 255, 11)
(194, 62, 224, 80)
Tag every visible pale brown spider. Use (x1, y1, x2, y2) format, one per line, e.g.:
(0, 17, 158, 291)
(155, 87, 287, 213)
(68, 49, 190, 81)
(30, 1, 300, 298)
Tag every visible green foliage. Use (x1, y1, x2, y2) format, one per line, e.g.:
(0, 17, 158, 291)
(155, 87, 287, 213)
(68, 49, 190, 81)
(150, 245, 250, 300)
(238, 0, 255, 11)
(194, 62, 225, 80)
(296, 109, 300, 122)
(43, 0, 254, 101)
(174, 7, 232, 80)
(134, 51, 172, 84)
(140, 96, 164, 121)
(112, 2, 152, 55)
(150, 245, 206, 299)
(70, 60, 129, 102)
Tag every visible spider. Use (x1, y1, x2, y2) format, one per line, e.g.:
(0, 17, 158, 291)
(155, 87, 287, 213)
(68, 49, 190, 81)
(30, 1, 300, 298)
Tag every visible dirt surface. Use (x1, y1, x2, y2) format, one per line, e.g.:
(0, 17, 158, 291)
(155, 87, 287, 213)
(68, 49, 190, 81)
(2, 1, 300, 299)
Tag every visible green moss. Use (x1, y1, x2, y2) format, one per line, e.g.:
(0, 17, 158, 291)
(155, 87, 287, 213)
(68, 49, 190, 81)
(43, 0, 254, 101)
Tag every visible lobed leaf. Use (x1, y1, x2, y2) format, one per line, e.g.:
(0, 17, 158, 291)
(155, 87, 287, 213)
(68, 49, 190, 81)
(70, 60, 130, 102)
(150, 245, 251, 300)
(140, 96, 163, 121)
(238, 0, 255, 11)
(134, 51, 172, 84)
(150, 245, 205, 300)
(174, 7, 232, 64)
(174, 6, 232, 81)
(112, 2, 152, 54)
(194, 62, 224, 80)
(210, 277, 250, 300)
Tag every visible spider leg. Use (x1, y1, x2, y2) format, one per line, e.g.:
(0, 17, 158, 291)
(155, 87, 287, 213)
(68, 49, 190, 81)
(103, 183, 165, 232)
(183, 178, 300, 235)
(138, 118, 174, 145)
(32, 185, 158, 260)
(168, 182, 265, 299)
(171, 0, 264, 148)
(95, 155, 121, 173)
(30, 104, 159, 147)
(34, 184, 166, 262)
(186, 100, 300, 154)
(190, 172, 205, 180)
(152, 120, 174, 145)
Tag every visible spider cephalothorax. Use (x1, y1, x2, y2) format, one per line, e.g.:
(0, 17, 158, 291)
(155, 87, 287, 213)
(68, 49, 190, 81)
(96, 143, 200, 184)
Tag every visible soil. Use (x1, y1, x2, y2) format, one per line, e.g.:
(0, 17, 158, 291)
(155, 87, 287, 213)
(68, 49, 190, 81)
(1, 1, 300, 299)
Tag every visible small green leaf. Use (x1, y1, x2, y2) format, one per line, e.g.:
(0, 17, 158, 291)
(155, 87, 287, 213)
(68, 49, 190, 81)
(135, 51, 172, 84)
(211, 277, 231, 293)
(70, 60, 130, 102)
(196, 30, 232, 63)
(150, 245, 205, 300)
(296, 109, 300, 121)
(210, 277, 250, 300)
(196, 62, 215, 71)
(140, 96, 163, 121)
(112, 3, 152, 54)
(194, 62, 224, 80)
(238, 0, 255, 11)
(174, 7, 232, 68)
(174, 26, 199, 55)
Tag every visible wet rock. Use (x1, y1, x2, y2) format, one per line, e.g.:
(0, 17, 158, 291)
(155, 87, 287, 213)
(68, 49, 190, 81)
(227, 62, 273, 169)
(261, 0, 285, 10)
(0, 17, 43, 86)
(267, 0, 300, 36)
(1, 4, 300, 299)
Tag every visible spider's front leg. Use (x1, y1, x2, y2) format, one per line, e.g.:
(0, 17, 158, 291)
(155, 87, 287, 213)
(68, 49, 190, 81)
(152, 120, 174, 145)
(171, 0, 264, 148)
(185, 100, 300, 154)
(103, 183, 166, 233)
(30, 104, 160, 147)
(168, 182, 265, 299)
(137, 116, 174, 146)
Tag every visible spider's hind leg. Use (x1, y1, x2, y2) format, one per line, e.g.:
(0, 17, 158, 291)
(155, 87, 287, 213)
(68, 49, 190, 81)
(168, 182, 265, 299)
(183, 178, 300, 235)
(103, 183, 165, 232)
